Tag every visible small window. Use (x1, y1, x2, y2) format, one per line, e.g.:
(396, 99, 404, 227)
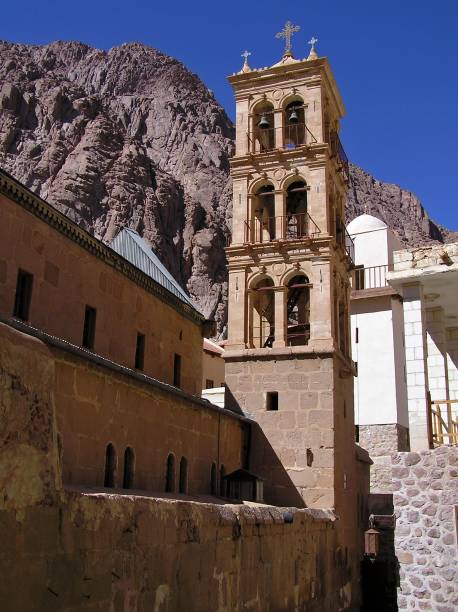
(355, 425, 360, 443)
(135, 333, 145, 370)
(266, 391, 279, 411)
(122, 447, 134, 489)
(165, 453, 175, 492)
(13, 269, 33, 321)
(173, 354, 181, 388)
(210, 463, 217, 495)
(82, 305, 97, 350)
(104, 443, 116, 488)
(220, 465, 226, 497)
(179, 456, 188, 494)
(205, 379, 214, 389)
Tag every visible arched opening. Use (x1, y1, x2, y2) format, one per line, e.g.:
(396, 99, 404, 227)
(250, 276, 275, 348)
(104, 443, 116, 488)
(286, 275, 310, 346)
(252, 101, 275, 152)
(179, 456, 188, 494)
(219, 465, 226, 497)
(285, 181, 308, 239)
(122, 446, 135, 489)
(250, 184, 275, 242)
(210, 462, 217, 496)
(165, 453, 175, 493)
(284, 100, 306, 149)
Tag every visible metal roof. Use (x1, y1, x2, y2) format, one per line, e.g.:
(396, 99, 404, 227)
(110, 228, 203, 315)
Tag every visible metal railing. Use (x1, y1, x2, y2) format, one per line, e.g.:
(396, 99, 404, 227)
(244, 212, 321, 244)
(248, 123, 318, 154)
(287, 323, 310, 347)
(330, 131, 349, 182)
(353, 265, 390, 291)
(428, 396, 458, 447)
(251, 325, 275, 349)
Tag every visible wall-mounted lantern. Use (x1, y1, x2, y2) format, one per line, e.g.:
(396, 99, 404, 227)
(364, 527, 380, 560)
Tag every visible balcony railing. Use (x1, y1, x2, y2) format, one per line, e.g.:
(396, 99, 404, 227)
(251, 325, 275, 349)
(244, 213, 321, 244)
(248, 123, 317, 154)
(330, 131, 349, 182)
(428, 396, 458, 447)
(353, 265, 390, 291)
(287, 323, 310, 347)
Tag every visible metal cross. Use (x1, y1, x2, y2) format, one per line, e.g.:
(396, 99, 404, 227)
(276, 21, 301, 56)
(241, 50, 251, 63)
(308, 36, 318, 51)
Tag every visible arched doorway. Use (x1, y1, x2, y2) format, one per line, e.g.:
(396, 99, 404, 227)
(165, 453, 175, 493)
(285, 181, 308, 239)
(250, 277, 275, 348)
(179, 456, 188, 494)
(286, 275, 311, 346)
(284, 100, 306, 148)
(122, 446, 135, 489)
(252, 101, 275, 152)
(104, 443, 116, 488)
(251, 184, 275, 242)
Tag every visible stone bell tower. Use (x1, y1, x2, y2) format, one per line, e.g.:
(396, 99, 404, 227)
(224, 29, 357, 511)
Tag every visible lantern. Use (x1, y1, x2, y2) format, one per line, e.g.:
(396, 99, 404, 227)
(364, 527, 380, 559)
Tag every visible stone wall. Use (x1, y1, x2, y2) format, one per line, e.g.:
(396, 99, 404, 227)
(0, 319, 363, 611)
(392, 447, 458, 611)
(0, 189, 203, 395)
(359, 423, 409, 492)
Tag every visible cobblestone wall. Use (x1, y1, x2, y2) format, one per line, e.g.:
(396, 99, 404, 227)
(392, 447, 458, 611)
(359, 424, 409, 492)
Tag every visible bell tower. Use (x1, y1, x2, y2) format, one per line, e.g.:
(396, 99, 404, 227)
(225, 31, 357, 510)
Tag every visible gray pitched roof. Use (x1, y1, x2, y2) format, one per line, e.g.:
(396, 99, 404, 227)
(110, 228, 203, 315)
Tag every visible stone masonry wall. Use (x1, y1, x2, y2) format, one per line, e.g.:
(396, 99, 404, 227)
(0, 318, 362, 611)
(392, 447, 458, 611)
(359, 423, 409, 492)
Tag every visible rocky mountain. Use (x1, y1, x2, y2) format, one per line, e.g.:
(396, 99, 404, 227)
(0, 41, 455, 334)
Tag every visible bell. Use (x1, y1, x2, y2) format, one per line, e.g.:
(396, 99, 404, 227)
(258, 113, 270, 129)
(289, 108, 299, 123)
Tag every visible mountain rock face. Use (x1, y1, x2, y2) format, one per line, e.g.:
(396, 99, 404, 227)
(0, 41, 455, 334)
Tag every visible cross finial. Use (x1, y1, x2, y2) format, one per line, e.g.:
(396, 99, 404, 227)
(276, 21, 301, 57)
(307, 36, 319, 60)
(240, 50, 252, 73)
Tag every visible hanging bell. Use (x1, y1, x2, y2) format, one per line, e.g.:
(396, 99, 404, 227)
(258, 113, 270, 129)
(288, 108, 299, 123)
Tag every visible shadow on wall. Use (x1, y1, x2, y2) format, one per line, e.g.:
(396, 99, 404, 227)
(226, 385, 306, 507)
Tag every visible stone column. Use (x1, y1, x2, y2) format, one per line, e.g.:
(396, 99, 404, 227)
(273, 287, 286, 348)
(426, 307, 449, 401)
(446, 327, 458, 401)
(403, 283, 429, 451)
(226, 270, 247, 350)
(274, 109, 283, 150)
(274, 190, 285, 240)
(310, 261, 332, 346)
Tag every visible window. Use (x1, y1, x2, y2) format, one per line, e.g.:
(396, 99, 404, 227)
(355, 425, 360, 443)
(179, 456, 188, 494)
(122, 447, 134, 489)
(104, 443, 116, 488)
(82, 305, 96, 349)
(165, 453, 175, 492)
(219, 465, 226, 497)
(205, 379, 214, 389)
(250, 276, 275, 348)
(286, 274, 310, 346)
(13, 270, 33, 321)
(173, 354, 181, 388)
(266, 391, 279, 411)
(135, 333, 145, 370)
(210, 463, 217, 495)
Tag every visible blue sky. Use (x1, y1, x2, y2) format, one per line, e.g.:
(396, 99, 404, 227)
(1, 0, 457, 230)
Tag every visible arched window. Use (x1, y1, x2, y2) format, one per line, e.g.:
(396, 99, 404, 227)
(165, 453, 175, 493)
(104, 443, 116, 488)
(210, 463, 217, 495)
(287, 275, 310, 346)
(122, 447, 135, 489)
(219, 465, 226, 497)
(250, 276, 275, 348)
(179, 456, 188, 494)
(286, 181, 308, 239)
(250, 184, 275, 243)
(284, 101, 306, 148)
(252, 102, 275, 152)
